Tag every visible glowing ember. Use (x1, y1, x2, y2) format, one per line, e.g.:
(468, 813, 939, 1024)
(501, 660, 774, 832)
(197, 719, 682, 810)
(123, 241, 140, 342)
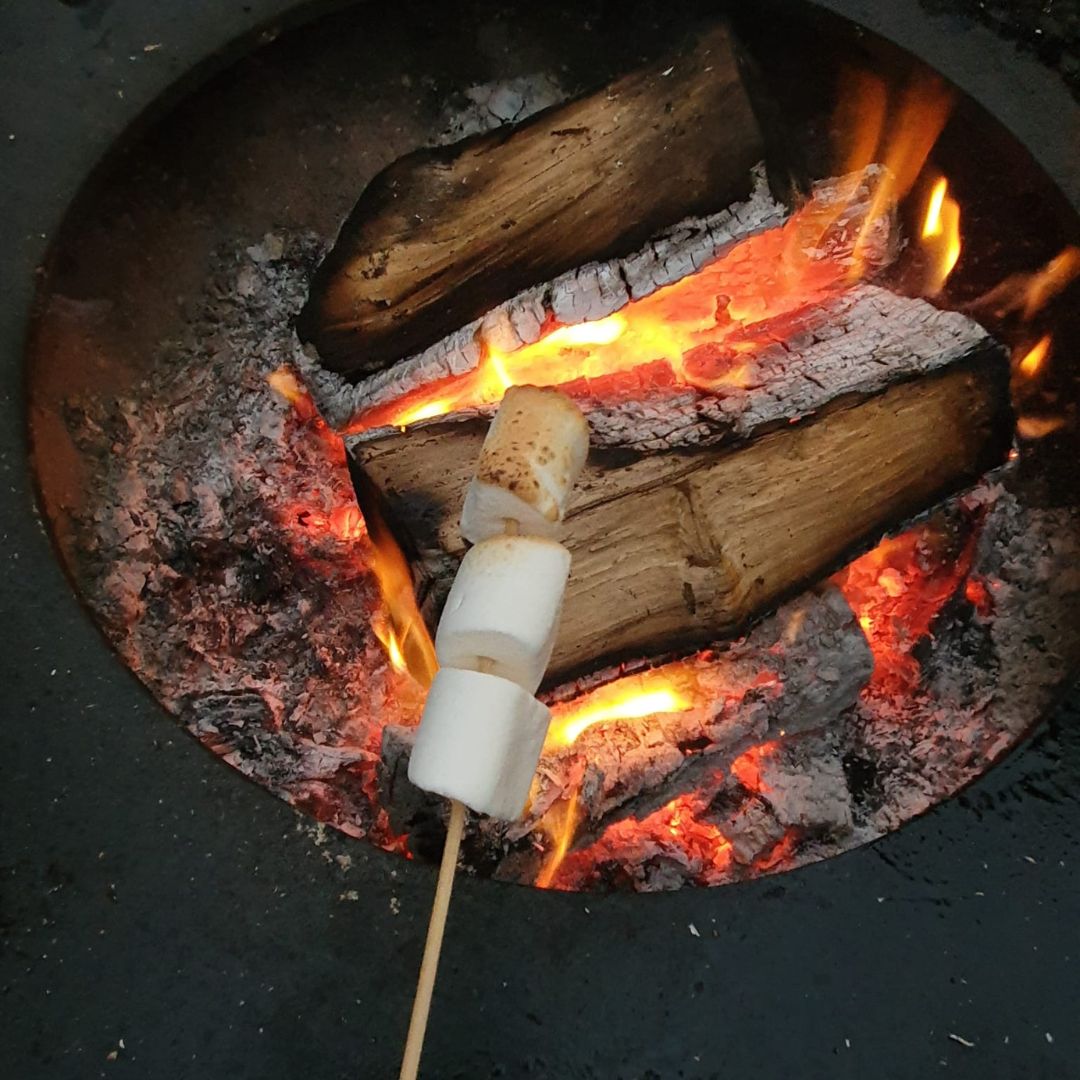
(836, 525, 973, 694)
(730, 742, 779, 794)
(547, 792, 735, 891)
(918, 175, 962, 294)
(752, 829, 801, 873)
(546, 666, 698, 747)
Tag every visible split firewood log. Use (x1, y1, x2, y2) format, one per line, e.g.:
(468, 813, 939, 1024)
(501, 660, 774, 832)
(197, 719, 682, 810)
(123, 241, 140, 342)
(350, 299, 1011, 681)
(298, 23, 767, 375)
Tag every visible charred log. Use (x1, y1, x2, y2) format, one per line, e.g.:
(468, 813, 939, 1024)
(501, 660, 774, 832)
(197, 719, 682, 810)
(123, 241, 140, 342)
(379, 587, 872, 866)
(298, 23, 766, 376)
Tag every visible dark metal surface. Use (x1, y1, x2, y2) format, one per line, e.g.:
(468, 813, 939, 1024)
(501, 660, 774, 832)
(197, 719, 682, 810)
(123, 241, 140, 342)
(1, 3, 1078, 1078)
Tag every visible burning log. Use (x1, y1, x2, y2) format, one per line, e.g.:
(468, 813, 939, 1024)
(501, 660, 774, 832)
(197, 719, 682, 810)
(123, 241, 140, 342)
(379, 587, 873, 866)
(521, 587, 871, 836)
(297, 23, 766, 375)
(313, 165, 884, 432)
(351, 322, 1012, 681)
(545, 732, 854, 892)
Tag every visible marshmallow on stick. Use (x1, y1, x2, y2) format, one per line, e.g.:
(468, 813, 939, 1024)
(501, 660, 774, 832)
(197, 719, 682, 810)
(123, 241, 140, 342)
(400, 386, 590, 1080)
(408, 385, 590, 821)
(460, 384, 590, 544)
(435, 535, 571, 694)
(408, 667, 552, 819)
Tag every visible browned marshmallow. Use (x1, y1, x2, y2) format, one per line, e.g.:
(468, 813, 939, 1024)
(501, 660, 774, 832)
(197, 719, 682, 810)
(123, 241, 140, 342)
(460, 386, 589, 543)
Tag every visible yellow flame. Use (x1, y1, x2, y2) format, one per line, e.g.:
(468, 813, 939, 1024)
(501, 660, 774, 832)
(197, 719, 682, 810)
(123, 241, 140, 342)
(395, 399, 453, 428)
(535, 792, 581, 889)
(546, 670, 696, 748)
(921, 176, 948, 239)
(917, 176, 962, 294)
(1017, 334, 1052, 379)
(542, 314, 628, 348)
(373, 619, 407, 673)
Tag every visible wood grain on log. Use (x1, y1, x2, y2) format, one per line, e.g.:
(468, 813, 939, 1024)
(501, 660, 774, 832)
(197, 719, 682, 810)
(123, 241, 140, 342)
(349, 291, 1012, 681)
(298, 23, 765, 376)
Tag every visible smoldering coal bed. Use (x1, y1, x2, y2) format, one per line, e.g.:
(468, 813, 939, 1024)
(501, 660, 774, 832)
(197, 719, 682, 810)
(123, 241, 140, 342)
(27, 0, 1080, 894)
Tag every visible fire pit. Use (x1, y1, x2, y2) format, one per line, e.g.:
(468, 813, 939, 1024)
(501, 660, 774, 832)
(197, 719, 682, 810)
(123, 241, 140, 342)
(26, 0, 1080, 897)
(6, 1, 1080, 1076)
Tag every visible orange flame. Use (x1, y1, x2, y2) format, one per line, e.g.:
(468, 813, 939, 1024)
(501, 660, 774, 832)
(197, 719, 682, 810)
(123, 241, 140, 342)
(1016, 334, 1052, 380)
(546, 666, 697, 748)
(918, 175, 962, 293)
(1016, 414, 1067, 440)
(833, 69, 954, 280)
(1019, 248, 1080, 319)
(974, 246, 1080, 321)
(365, 511, 438, 688)
(536, 792, 581, 889)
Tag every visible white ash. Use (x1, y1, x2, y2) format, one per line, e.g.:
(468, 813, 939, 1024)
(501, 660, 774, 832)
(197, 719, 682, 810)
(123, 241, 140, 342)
(59, 232, 418, 840)
(754, 738, 854, 834)
(53, 212, 1080, 891)
(436, 74, 567, 143)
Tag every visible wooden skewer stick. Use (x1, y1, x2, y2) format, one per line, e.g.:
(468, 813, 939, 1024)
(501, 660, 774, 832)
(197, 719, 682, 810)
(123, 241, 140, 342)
(399, 796, 467, 1080)
(399, 525, 535, 1076)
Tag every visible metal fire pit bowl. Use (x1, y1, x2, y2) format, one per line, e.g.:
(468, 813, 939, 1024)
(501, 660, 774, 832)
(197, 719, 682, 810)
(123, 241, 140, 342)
(3, 2, 1079, 1077)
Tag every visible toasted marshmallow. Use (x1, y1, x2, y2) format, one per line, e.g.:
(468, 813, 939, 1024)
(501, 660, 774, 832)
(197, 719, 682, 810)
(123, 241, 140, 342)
(460, 385, 589, 543)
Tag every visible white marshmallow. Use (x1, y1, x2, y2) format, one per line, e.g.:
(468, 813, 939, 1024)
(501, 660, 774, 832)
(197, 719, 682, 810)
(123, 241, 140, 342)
(435, 535, 570, 693)
(407, 667, 551, 820)
(460, 385, 590, 543)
